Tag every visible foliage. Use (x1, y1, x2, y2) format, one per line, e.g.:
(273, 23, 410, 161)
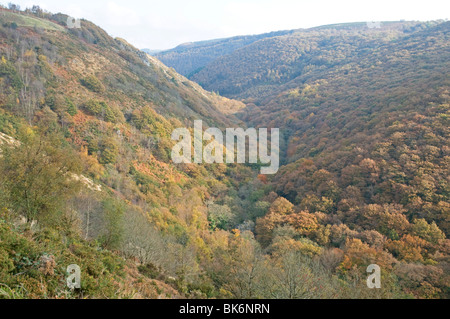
(80, 75, 105, 93)
(0, 130, 82, 224)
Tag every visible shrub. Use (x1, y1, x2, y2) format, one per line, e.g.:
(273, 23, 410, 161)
(0, 57, 23, 90)
(99, 138, 119, 164)
(84, 100, 116, 123)
(80, 75, 105, 93)
(66, 98, 78, 116)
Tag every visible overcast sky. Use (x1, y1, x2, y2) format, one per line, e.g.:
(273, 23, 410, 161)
(2, 0, 449, 50)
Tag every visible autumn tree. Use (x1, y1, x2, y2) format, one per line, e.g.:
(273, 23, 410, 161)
(0, 130, 81, 223)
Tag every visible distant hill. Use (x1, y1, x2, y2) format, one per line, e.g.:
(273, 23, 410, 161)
(189, 21, 445, 101)
(153, 30, 297, 77)
(142, 48, 162, 55)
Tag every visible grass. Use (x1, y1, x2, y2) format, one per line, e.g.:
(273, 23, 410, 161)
(0, 284, 26, 299)
(0, 11, 66, 32)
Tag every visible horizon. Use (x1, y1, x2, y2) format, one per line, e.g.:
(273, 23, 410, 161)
(151, 19, 448, 52)
(1, 0, 449, 50)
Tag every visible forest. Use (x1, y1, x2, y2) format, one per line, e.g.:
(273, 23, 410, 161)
(0, 5, 448, 299)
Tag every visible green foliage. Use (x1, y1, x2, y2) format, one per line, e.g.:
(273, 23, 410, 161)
(84, 99, 116, 123)
(0, 130, 82, 223)
(131, 106, 172, 138)
(0, 216, 129, 299)
(412, 219, 446, 244)
(98, 138, 119, 164)
(80, 75, 105, 93)
(0, 110, 20, 136)
(99, 198, 125, 250)
(207, 202, 233, 230)
(66, 98, 78, 116)
(0, 57, 23, 90)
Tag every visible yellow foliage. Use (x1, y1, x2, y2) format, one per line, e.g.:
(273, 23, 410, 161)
(272, 238, 323, 258)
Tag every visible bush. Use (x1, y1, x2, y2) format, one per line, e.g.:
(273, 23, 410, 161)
(99, 138, 119, 164)
(84, 100, 116, 123)
(99, 198, 125, 250)
(0, 57, 23, 90)
(66, 98, 78, 116)
(80, 75, 105, 93)
(0, 131, 82, 224)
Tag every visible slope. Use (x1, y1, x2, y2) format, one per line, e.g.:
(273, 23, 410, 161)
(190, 21, 444, 101)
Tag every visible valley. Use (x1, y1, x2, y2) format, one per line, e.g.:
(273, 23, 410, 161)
(0, 6, 449, 300)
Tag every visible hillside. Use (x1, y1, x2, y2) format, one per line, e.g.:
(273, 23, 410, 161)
(188, 21, 445, 101)
(0, 7, 254, 299)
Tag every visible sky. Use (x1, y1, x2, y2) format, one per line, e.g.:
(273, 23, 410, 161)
(1, 0, 449, 50)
